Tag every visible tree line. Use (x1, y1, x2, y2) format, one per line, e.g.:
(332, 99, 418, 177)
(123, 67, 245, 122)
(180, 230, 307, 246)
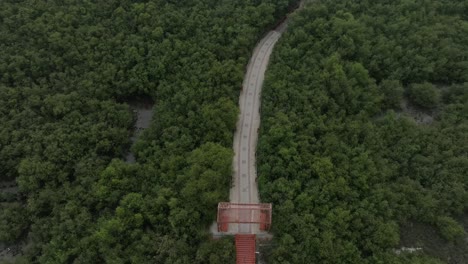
(257, 0, 468, 263)
(0, 0, 298, 263)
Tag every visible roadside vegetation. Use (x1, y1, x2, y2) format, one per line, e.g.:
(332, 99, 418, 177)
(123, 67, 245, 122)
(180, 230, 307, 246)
(258, 0, 468, 263)
(0, 0, 297, 262)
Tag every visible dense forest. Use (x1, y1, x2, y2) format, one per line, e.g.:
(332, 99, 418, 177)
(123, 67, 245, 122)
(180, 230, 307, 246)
(0, 0, 298, 263)
(258, 0, 468, 263)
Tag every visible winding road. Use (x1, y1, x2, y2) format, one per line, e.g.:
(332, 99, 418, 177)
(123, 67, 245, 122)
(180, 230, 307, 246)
(229, 23, 289, 234)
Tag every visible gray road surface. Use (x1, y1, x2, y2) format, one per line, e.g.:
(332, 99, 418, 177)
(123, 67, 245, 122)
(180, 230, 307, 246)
(229, 27, 285, 234)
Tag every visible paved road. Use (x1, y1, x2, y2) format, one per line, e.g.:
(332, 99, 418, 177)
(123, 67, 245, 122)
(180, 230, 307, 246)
(229, 26, 286, 234)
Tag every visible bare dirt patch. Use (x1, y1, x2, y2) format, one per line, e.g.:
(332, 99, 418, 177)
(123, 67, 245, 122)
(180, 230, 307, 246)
(124, 97, 154, 163)
(400, 98, 436, 125)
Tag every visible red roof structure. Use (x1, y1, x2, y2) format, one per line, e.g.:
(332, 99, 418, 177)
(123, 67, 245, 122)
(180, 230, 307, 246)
(217, 202, 272, 232)
(217, 202, 271, 263)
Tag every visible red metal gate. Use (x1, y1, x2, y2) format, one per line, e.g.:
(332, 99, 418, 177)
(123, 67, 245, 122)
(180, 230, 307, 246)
(217, 202, 272, 232)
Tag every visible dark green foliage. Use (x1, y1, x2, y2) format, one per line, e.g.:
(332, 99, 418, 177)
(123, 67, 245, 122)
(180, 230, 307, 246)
(0, 0, 298, 262)
(258, 0, 468, 263)
(196, 237, 236, 264)
(407, 82, 441, 108)
(436, 216, 466, 242)
(0, 203, 28, 242)
(380, 79, 404, 110)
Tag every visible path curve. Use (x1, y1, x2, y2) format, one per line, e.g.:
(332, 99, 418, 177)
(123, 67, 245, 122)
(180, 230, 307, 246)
(229, 22, 288, 234)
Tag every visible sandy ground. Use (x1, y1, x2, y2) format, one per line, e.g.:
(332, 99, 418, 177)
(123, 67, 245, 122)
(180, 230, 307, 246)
(227, 25, 286, 234)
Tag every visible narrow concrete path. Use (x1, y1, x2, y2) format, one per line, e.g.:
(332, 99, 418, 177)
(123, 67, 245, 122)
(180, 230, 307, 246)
(229, 25, 287, 234)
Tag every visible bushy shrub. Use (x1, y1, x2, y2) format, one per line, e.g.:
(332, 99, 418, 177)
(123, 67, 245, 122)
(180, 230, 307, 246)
(436, 216, 465, 241)
(407, 82, 440, 108)
(380, 79, 404, 109)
